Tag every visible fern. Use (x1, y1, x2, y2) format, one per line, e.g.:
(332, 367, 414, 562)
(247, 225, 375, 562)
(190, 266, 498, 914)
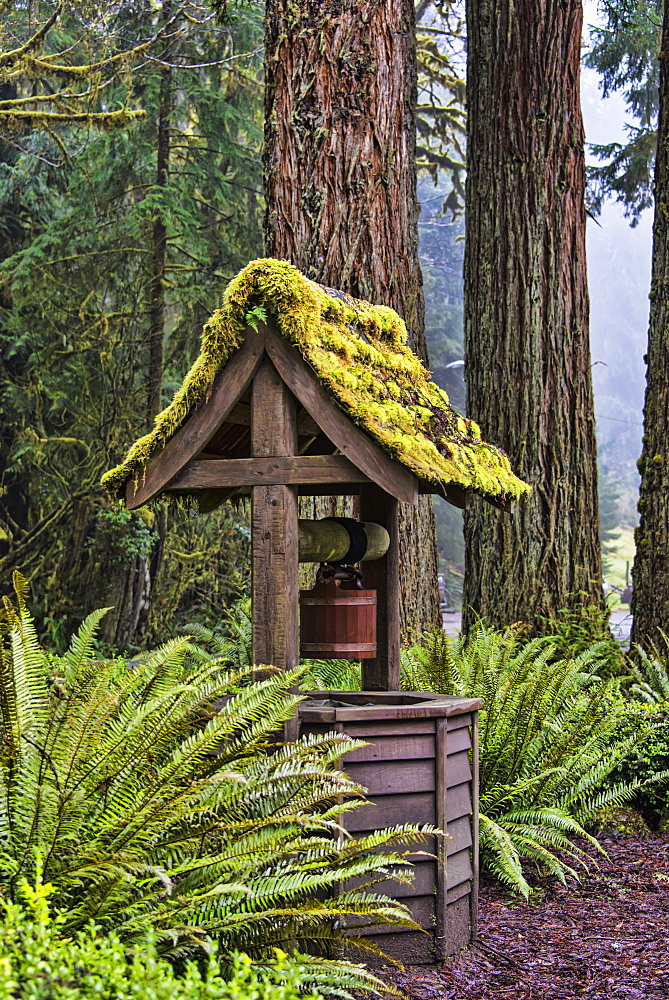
(300, 658, 362, 692)
(184, 599, 253, 674)
(403, 624, 665, 897)
(0, 574, 430, 989)
(629, 634, 669, 703)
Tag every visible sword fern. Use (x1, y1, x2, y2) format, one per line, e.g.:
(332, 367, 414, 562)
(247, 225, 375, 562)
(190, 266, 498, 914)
(402, 624, 666, 897)
(0, 572, 428, 980)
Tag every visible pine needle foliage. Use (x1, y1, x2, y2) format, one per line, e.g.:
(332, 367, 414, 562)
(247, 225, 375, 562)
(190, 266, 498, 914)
(402, 624, 665, 897)
(0, 572, 430, 981)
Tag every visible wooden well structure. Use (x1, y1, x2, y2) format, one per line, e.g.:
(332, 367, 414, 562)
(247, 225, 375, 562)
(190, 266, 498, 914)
(104, 259, 528, 963)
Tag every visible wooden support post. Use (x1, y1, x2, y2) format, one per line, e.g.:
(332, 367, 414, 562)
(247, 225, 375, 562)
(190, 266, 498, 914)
(359, 484, 400, 690)
(251, 357, 299, 739)
(470, 711, 480, 942)
(435, 716, 449, 961)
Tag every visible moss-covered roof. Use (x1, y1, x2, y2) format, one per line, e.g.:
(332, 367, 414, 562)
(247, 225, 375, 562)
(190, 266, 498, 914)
(102, 258, 529, 503)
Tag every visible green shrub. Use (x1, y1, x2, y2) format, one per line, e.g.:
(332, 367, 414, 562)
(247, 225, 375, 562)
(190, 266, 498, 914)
(402, 624, 666, 897)
(0, 860, 329, 1000)
(0, 573, 429, 978)
(605, 700, 669, 827)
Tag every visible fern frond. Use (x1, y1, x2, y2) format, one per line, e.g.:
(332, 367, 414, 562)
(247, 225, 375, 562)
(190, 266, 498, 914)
(0, 586, 429, 969)
(406, 620, 656, 896)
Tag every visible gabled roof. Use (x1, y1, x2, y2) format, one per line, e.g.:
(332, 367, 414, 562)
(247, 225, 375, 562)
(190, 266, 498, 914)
(102, 258, 529, 505)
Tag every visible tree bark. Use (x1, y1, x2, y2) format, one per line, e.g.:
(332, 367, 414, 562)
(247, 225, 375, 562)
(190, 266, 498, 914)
(264, 0, 440, 637)
(147, 0, 172, 423)
(0, 133, 28, 559)
(462, 0, 602, 629)
(136, 0, 174, 643)
(631, 4, 669, 650)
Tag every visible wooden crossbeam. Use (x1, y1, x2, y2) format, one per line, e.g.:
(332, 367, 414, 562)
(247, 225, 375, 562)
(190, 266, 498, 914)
(166, 454, 372, 490)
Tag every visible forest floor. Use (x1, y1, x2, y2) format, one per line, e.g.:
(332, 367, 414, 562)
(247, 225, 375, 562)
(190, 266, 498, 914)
(376, 835, 669, 1000)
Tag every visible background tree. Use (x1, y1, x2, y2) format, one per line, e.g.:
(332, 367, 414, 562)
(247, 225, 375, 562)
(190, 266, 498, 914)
(462, 0, 602, 629)
(415, 0, 466, 215)
(631, 0, 669, 649)
(0, 1, 263, 647)
(415, 1, 467, 605)
(585, 0, 662, 223)
(264, 0, 441, 636)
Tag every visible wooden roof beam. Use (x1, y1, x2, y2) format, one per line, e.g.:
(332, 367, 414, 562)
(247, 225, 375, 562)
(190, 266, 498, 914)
(264, 327, 418, 505)
(125, 326, 265, 509)
(166, 454, 372, 490)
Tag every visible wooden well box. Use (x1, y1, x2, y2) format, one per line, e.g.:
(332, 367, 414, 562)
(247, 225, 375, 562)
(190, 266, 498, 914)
(107, 280, 524, 965)
(299, 691, 481, 963)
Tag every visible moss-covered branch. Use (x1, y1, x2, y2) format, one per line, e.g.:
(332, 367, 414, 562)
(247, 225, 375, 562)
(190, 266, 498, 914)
(0, 108, 145, 133)
(0, 2, 65, 69)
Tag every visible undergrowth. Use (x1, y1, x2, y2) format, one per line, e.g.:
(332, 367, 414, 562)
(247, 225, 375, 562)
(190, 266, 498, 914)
(0, 572, 430, 993)
(0, 858, 334, 1000)
(402, 624, 667, 897)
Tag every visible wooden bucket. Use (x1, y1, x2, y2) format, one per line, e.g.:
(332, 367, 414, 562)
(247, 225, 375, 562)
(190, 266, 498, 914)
(300, 579, 377, 659)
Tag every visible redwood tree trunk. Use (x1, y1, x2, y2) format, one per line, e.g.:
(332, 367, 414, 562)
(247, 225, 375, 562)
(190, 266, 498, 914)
(462, 0, 602, 629)
(631, 5, 669, 649)
(264, 0, 440, 637)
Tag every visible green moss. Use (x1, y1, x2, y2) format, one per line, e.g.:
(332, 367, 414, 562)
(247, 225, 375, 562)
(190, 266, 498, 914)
(102, 258, 531, 503)
(588, 806, 652, 838)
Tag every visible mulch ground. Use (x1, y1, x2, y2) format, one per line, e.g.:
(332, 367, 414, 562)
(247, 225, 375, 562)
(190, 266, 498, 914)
(377, 835, 669, 1000)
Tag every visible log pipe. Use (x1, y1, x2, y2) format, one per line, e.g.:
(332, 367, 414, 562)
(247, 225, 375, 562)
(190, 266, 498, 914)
(297, 518, 390, 564)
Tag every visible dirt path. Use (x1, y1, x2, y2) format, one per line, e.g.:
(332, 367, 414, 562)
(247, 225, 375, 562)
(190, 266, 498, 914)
(378, 836, 669, 1000)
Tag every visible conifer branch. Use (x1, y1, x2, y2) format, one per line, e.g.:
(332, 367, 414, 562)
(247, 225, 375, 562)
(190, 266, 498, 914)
(0, 2, 65, 69)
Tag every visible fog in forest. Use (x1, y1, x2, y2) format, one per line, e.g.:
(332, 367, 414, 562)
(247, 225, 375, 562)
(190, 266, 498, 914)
(582, 51, 651, 523)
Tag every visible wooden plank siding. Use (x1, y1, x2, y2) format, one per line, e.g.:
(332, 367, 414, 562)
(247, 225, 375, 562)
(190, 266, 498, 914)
(344, 791, 436, 832)
(434, 716, 449, 959)
(447, 781, 474, 823)
(447, 847, 473, 889)
(299, 698, 479, 963)
(344, 759, 436, 795)
(167, 454, 372, 491)
(447, 814, 473, 854)
(344, 734, 436, 762)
